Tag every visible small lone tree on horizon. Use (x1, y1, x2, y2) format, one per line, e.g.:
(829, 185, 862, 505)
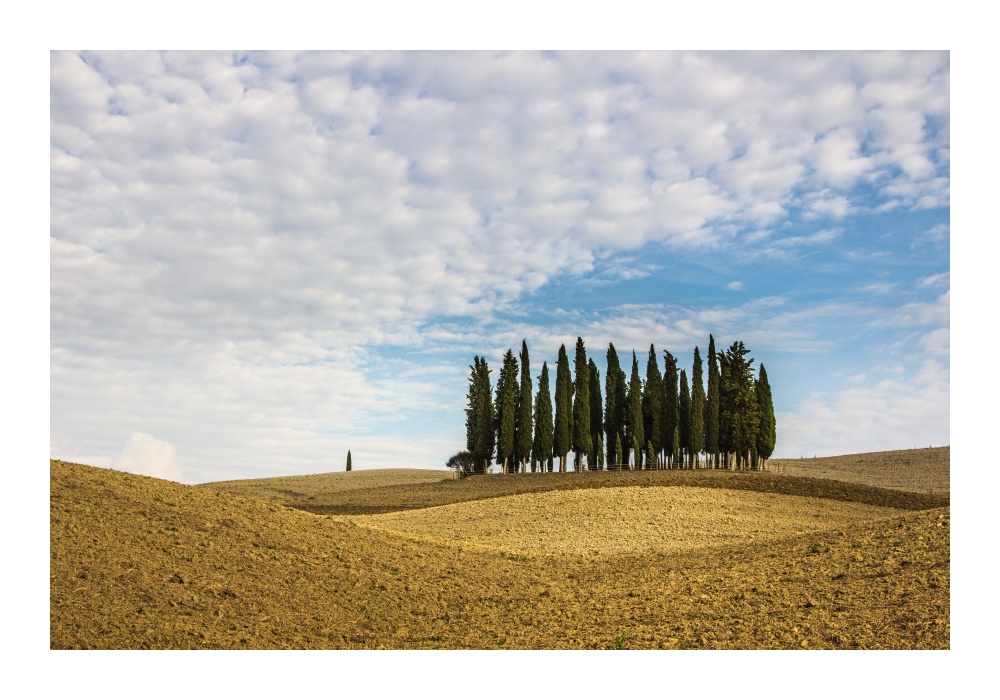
(346, 450, 352, 472)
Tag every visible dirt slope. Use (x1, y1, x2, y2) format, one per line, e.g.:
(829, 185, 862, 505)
(203, 468, 451, 506)
(232, 467, 948, 517)
(353, 486, 908, 557)
(52, 459, 949, 650)
(767, 446, 949, 495)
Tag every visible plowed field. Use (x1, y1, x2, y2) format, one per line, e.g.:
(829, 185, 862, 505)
(354, 486, 907, 556)
(50, 447, 950, 650)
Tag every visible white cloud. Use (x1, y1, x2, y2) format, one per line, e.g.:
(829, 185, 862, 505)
(49, 51, 950, 482)
(918, 272, 949, 288)
(116, 433, 183, 482)
(775, 359, 949, 458)
(726, 281, 744, 291)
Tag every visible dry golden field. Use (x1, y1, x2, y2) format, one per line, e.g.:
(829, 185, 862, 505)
(204, 468, 452, 505)
(50, 447, 950, 650)
(767, 446, 949, 495)
(353, 486, 909, 557)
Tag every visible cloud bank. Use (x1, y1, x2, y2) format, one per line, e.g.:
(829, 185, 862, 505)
(50, 51, 949, 481)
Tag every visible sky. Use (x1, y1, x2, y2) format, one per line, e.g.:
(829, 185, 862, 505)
(49, 50, 950, 484)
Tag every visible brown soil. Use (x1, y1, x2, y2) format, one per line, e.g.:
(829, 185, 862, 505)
(353, 486, 909, 557)
(51, 447, 950, 650)
(215, 464, 948, 517)
(203, 468, 452, 505)
(767, 447, 949, 495)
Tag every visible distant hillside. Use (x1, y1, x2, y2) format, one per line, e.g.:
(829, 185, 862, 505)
(205, 448, 949, 517)
(767, 446, 949, 495)
(203, 468, 451, 506)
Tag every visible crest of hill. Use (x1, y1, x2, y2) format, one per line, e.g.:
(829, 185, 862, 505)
(202, 447, 949, 517)
(767, 446, 949, 495)
(201, 467, 452, 505)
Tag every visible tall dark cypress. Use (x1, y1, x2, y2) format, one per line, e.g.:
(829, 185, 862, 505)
(719, 351, 733, 469)
(724, 341, 760, 470)
(588, 358, 603, 470)
(628, 352, 644, 469)
(662, 351, 678, 468)
(572, 337, 592, 472)
(678, 369, 691, 469)
(755, 363, 776, 470)
(705, 335, 720, 469)
(532, 362, 553, 473)
(495, 349, 518, 474)
(689, 346, 705, 468)
(553, 344, 572, 473)
(605, 344, 625, 469)
(514, 340, 533, 474)
(465, 356, 494, 473)
(642, 345, 663, 468)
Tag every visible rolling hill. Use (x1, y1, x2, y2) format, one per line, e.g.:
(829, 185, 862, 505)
(50, 448, 950, 649)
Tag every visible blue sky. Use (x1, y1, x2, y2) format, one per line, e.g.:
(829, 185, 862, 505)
(49, 50, 950, 483)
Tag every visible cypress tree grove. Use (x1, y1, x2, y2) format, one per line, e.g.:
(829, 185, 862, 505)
(589, 358, 603, 470)
(642, 345, 663, 468)
(495, 349, 518, 474)
(572, 338, 592, 472)
(553, 344, 572, 473)
(706, 334, 720, 469)
(755, 363, 777, 470)
(605, 344, 625, 469)
(466, 356, 494, 473)
(532, 362, 553, 474)
(678, 369, 691, 469)
(346, 450, 352, 472)
(463, 337, 774, 476)
(514, 340, 533, 474)
(689, 346, 705, 468)
(628, 353, 644, 468)
(662, 351, 678, 469)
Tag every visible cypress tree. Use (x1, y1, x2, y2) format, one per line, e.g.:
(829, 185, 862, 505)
(495, 349, 518, 474)
(615, 433, 624, 471)
(646, 440, 656, 472)
(466, 356, 494, 473)
(689, 346, 705, 468)
(532, 362, 553, 475)
(514, 340, 533, 474)
(724, 341, 760, 470)
(605, 344, 625, 469)
(719, 351, 733, 469)
(642, 345, 663, 468)
(678, 369, 691, 469)
(346, 450, 352, 472)
(662, 351, 678, 469)
(705, 335, 720, 469)
(572, 338, 592, 472)
(553, 344, 572, 473)
(589, 358, 603, 470)
(755, 364, 777, 470)
(627, 353, 644, 468)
